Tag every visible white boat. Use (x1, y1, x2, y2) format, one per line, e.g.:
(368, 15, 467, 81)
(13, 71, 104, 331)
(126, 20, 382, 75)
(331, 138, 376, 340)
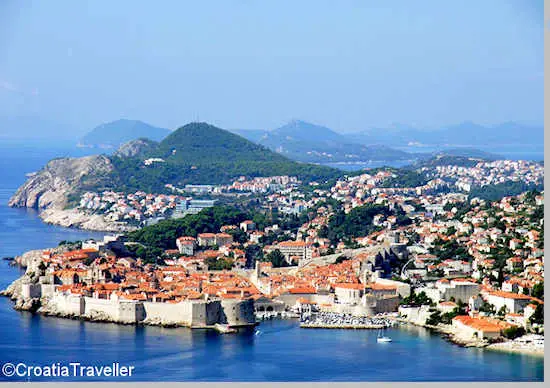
(377, 329, 392, 343)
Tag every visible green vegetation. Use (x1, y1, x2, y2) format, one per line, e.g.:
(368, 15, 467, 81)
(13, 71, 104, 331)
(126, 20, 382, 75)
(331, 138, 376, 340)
(324, 203, 411, 243)
(245, 245, 263, 267)
(262, 249, 289, 268)
(443, 201, 471, 220)
(227, 228, 248, 244)
(334, 255, 351, 264)
(497, 305, 508, 317)
(401, 291, 433, 307)
(530, 303, 544, 325)
(478, 301, 496, 315)
(502, 326, 526, 340)
(58, 240, 82, 250)
(469, 181, 544, 202)
(426, 301, 467, 326)
(415, 155, 484, 169)
(532, 282, 544, 299)
(206, 257, 233, 270)
(127, 244, 164, 265)
(126, 206, 253, 250)
(429, 237, 472, 261)
(109, 122, 341, 192)
(381, 169, 428, 188)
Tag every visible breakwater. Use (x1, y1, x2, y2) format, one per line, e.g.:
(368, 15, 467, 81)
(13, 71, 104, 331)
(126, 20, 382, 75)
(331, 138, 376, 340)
(300, 312, 394, 329)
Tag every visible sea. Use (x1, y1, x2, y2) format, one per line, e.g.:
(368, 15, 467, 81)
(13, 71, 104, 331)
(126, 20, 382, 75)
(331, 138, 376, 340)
(0, 144, 544, 381)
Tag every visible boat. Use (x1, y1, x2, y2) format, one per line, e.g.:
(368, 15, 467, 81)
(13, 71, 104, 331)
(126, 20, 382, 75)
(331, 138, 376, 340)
(376, 329, 392, 343)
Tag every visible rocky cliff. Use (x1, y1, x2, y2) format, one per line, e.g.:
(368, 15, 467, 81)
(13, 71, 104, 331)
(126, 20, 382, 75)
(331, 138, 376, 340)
(9, 155, 114, 210)
(7, 155, 127, 231)
(113, 138, 158, 158)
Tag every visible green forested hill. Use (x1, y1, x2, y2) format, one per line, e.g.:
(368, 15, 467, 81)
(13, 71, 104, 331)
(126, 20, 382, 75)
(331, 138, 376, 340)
(157, 122, 289, 163)
(109, 122, 340, 192)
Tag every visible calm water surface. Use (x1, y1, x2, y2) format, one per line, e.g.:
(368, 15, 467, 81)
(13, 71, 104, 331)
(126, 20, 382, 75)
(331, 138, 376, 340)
(0, 145, 544, 381)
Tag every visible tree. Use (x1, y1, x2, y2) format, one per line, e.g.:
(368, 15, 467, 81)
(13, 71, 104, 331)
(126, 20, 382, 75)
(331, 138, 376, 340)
(326, 203, 410, 244)
(206, 257, 233, 271)
(127, 205, 253, 249)
(530, 304, 544, 325)
(445, 226, 457, 236)
(497, 269, 504, 288)
(426, 311, 442, 326)
(503, 326, 526, 340)
(263, 249, 288, 268)
(479, 301, 496, 314)
(335, 255, 350, 264)
(497, 305, 508, 317)
(532, 282, 544, 299)
(402, 291, 433, 307)
(245, 245, 263, 268)
(317, 225, 329, 239)
(227, 228, 247, 244)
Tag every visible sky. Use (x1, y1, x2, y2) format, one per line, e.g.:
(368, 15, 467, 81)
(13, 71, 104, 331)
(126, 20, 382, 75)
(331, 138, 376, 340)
(0, 0, 544, 137)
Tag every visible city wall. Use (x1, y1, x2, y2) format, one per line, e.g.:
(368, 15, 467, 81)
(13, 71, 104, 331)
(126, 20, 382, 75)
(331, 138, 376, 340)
(25, 283, 255, 328)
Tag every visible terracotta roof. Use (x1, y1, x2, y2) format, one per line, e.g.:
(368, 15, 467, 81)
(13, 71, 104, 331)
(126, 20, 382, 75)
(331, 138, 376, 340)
(453, 315, 512, 332)
(368, 283, 397, 291)
(278, 241, 307, 247)
(333, 283, 365, 290)
(288, 286, 317, 294)
(488, 290, 532, 300)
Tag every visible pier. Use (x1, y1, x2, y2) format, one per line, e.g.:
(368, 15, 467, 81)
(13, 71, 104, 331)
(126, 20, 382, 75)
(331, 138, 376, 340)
(299, 312, 395, 329)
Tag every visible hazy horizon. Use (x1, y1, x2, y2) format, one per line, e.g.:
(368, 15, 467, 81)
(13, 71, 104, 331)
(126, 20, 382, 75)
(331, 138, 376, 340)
(0, 0, 543, 139)
(0, 115, 544, 142)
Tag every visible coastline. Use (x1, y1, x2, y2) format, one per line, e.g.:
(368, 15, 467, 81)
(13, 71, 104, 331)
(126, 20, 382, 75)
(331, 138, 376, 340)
(1, 249, 544, 356)
(39, 208, 137, 232)
(9, 205, 137, 233)
(0, 248, 257, 333)
(393, 317, 544, 357)
(485, 342, 545, 357)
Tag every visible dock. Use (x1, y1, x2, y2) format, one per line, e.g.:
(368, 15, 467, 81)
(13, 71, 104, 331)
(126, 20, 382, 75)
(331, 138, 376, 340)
(300, 323, 386, 329)
(299, 312, 394, 330)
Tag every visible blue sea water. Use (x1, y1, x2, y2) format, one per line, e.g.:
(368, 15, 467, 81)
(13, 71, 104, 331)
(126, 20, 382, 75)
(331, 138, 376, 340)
(0, 144, 544, 381)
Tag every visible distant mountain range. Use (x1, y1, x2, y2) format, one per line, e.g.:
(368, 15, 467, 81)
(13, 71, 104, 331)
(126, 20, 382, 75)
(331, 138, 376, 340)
(74, 118, 530, 164)
(345, 121, 544, 148)
(78, 119, 171, 149)
(3, 115, 538, 164)
(230, 120, 412, 163)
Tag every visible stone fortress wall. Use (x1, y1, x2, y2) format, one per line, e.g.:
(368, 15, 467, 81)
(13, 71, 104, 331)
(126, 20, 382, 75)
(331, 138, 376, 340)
(23, 283, 256, 328)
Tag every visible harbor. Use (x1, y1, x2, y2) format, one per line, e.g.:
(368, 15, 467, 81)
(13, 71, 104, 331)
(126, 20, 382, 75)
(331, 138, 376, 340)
(299, 312, 397, 329)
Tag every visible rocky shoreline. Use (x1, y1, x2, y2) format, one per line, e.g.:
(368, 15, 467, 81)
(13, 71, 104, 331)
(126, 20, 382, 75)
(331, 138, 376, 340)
(486, 340, 544, 357)
(39, 208, 137, 232)
(7, 154, 135, 233)
(394, 317, 544, 356)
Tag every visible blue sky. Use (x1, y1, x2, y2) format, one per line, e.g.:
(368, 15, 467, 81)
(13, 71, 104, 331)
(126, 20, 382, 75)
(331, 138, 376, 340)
(0, 0, 543, 134)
